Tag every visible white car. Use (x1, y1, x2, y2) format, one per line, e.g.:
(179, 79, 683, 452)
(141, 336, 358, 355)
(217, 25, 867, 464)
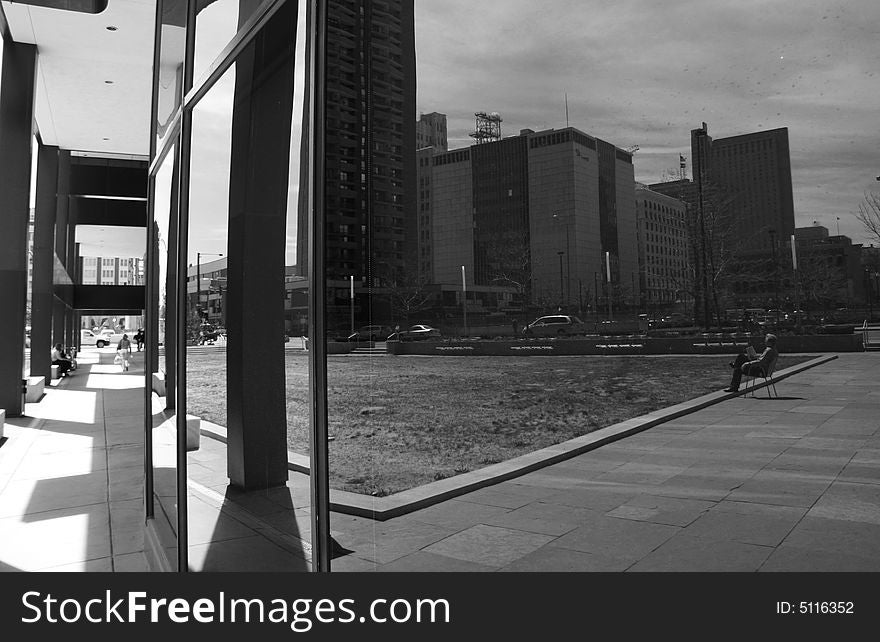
(82, 329, 125, 348)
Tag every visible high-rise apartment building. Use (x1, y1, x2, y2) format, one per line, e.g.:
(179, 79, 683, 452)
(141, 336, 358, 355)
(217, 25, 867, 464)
(312, 0, 416, 296)
(430, 126, 638, 310)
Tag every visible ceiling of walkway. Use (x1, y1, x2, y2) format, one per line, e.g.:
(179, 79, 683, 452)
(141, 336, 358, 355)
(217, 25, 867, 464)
(2, 0, 154, 157)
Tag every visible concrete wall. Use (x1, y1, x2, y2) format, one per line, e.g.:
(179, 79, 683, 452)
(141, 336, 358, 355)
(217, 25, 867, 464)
(387, 333, 864, 356)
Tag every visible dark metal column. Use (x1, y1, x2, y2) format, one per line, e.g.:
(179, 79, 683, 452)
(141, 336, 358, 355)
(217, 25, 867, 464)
(307, 0, 332, 572)
(224, 0, 298, 490)
(31, 143, 60, 381)
(0, 41, 36, 416)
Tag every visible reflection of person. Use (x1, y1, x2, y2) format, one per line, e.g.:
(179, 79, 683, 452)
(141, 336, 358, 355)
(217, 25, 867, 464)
(51, 343, 73, 377)
(134, 329, 144, 351)
(725, 334, 778, 392)
(117, 334, 132, 372)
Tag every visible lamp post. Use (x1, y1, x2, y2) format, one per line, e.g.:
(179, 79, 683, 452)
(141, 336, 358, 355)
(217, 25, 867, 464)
(461, 265, 468, 338)
(768, 230, 779, 325)
(552, 212, 571, 306)
(557, 251, 565, 309)
(791, 234, 801, 333)
(605, 251, 612, 321)
(196, 252, 223, 321)
(350, 275, 355, 335)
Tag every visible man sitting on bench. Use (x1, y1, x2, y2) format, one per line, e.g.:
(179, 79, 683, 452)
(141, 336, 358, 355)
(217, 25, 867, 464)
(724, 333, 778, 393)
(51, 343, 73, 378)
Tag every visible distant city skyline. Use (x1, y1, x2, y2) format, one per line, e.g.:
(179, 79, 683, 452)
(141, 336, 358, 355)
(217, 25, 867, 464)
(414, 0, 880, 246)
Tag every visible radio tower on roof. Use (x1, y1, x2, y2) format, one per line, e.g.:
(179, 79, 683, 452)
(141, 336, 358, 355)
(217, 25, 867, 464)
(470, 111, 503, 144)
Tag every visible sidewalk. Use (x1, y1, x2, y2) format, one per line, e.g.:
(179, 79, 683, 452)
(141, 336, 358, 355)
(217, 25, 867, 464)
(1, 351, 878, 572)
(327, 352, 880, 571)
(0, 348, 148, 571)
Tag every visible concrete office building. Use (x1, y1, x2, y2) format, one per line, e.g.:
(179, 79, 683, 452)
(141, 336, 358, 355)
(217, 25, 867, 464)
(635, 184, 690, 307)
(417, 111, 448, 153)
(795, 225, 865, 306)
(414, 112, 447, 281)
(81, 256, 145, 286)
(430, 127, 638, 313)
(649, 124, 795, 313)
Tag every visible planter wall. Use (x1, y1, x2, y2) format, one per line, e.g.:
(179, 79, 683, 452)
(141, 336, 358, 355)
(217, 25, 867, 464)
(386, 333, 863, 356)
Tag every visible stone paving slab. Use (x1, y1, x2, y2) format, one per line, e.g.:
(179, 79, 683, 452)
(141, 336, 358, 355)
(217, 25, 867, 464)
(760, 545, 880, 572)
(606, 494, 716, 527)
(480, 501, 599, 537)
(780, 516, 880, 560)
(498, 545, 632, 572)
(550, 515, 680, 562)
(805, 481, 880, 525)
(0, 503, 111, 571)
(422, 524, 555, 568)
(376, 550, 498, 572)
(627, 533, 773, 572)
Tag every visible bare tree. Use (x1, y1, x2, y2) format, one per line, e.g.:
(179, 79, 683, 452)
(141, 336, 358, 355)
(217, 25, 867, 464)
(856, 191, 880, 246)
(485, 230, 532, 311)
(386, 272, 435, 325)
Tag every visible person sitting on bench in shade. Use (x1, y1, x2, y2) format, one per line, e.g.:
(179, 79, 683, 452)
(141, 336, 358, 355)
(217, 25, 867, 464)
(725, 333, 778, 392)
(51, 343, 73, 378)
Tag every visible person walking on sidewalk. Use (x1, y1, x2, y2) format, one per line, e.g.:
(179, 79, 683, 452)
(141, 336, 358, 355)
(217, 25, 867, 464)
(116, 334, 133, 372)
(724, 333, 778, 392)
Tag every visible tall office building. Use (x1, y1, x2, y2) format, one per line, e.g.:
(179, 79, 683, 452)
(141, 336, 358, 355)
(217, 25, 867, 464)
(431, 126, 638, 310)
(417, 112, 448, 152)
(635, 184, 690, 306)
(650, 124, 795, 313)
(691, 123, 795, 254)
(308, 0, 417, 293)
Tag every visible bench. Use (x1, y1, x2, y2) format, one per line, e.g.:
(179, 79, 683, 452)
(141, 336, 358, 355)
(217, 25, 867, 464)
(152, 371, 167, 397)
(159, 412, 201, 451)
(25, 376, 45, 403)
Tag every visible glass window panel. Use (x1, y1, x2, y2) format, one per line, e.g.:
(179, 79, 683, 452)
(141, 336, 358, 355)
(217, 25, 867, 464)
(149, 142, 180, 571)
(184, 0, 310, 570)
(155, 0, 188, 155)
(192, 0, 269, 85)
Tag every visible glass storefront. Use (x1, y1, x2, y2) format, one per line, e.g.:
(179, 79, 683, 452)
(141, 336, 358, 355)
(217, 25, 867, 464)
(146, 0, 318, 572)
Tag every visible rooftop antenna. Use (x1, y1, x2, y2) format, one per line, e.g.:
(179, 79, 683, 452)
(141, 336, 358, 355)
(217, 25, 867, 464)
(470, 112, 503, 144)
(565, 92, 569, 128)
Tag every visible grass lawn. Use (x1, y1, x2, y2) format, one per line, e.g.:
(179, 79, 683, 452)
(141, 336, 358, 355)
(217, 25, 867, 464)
(185, 352, 813, 496)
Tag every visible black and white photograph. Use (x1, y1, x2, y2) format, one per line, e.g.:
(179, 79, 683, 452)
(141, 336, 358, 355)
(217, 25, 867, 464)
(0, 0, 878, 633)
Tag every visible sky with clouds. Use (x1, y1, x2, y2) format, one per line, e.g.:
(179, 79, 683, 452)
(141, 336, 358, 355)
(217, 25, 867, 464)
(414, 0, 880, 245)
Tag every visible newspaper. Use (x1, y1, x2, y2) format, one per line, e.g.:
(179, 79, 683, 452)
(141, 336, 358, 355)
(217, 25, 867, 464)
(746, 345, 758, 360)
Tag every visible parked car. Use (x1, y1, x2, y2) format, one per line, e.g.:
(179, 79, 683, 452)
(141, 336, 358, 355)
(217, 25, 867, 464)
(348, 325, 393, 342)
(650, 313, 693, 329)
(522, 315, 587, 337)
(81, 328, 121, 348)
(387, 324, 442, 341)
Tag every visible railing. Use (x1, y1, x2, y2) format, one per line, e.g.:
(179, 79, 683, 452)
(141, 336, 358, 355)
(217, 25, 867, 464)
(861, 320, 880, 350)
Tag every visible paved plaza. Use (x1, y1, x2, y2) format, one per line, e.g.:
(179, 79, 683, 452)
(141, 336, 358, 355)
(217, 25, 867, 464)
(1, 349, 878, 572)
